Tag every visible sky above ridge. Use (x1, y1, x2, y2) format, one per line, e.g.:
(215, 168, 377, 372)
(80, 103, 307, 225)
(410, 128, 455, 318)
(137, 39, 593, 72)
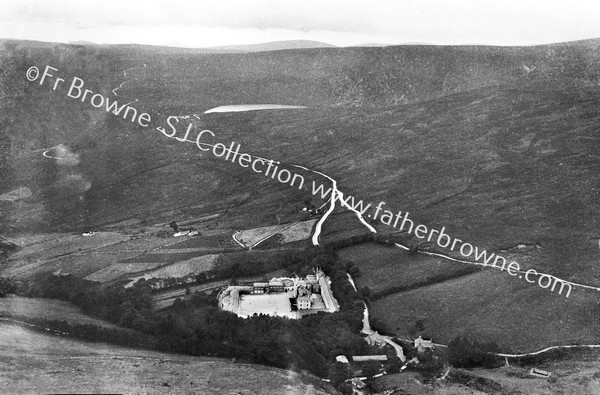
(2, 0, 600, 48)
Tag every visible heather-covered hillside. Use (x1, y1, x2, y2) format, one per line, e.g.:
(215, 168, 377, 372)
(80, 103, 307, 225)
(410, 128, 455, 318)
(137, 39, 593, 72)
(1, 37, 599, 310)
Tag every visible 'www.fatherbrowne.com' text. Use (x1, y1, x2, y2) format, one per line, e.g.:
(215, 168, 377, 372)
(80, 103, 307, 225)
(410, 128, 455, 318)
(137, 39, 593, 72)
(189, 126, 572, 298)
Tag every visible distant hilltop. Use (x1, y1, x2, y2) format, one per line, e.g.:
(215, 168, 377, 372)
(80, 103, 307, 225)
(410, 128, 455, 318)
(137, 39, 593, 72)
(206, 39, 338, 52)
(5, 37, 600, 55)
(67, 40, 97, 46)
(15, 39, 337, 53)
(0, 38, 338, 54)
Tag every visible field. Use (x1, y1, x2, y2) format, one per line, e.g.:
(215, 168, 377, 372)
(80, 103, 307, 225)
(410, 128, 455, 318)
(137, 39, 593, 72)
(84, 262, 164, 282)
(466, 354, 600, 395)
(119, 250, 221, 264)
(0, 321, 333, 395)
(3, 232, 181, 280)
(234, 219, 317, 248)
(373, 355, 600, 395)
(319, 212, 373, 244)
(124, 254, 219, 286)
(2, 232, 130, 278)
(370, 270, 600, 351)
(163, 232, 237, 249)
(280, 219, 318, 243)
(338, 242, 478, 294)
(0, 295, 120, 329)
(7, 232, 129, 260)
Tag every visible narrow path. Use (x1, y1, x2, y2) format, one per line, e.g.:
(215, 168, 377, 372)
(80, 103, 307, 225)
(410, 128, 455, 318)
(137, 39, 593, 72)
(121, 98, 139, 107)
(112, 63, 146, 96)
(41, 146, 62, 160)
(352, 271, 407, 362)
(232, 231, 245, 248)
(360, 301, 406, 362)
(111, 81, 128, 96)
(496, 344, 600, 358)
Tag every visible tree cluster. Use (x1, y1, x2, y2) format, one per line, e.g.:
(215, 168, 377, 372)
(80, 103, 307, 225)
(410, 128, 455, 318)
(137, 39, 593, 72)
(448, 335, 502, 368)
(12, 248, 370, 379)
(0, 277, 17, 297)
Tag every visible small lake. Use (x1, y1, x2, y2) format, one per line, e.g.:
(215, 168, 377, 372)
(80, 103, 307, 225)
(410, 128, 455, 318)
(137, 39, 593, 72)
(204, 104, 307, 113)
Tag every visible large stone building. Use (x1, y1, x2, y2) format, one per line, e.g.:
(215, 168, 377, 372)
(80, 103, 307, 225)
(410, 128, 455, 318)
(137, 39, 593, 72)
(218, 269, 339, 319)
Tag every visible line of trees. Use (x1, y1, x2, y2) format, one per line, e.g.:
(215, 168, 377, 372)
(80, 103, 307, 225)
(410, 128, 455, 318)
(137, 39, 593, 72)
(367, 265, 481, 301)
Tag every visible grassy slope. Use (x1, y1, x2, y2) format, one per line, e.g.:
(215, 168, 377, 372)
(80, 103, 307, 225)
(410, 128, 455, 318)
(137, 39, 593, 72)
(370, 269, 600, 351)
(2, 232, 174, 279)
(338, 243, 477, 293)
(468, 354, 600, 395)
(375, 354, 600, 395)
(340, 241, 600, 350)
(0, 321, 333, 395)
(0, 295, 120, 329)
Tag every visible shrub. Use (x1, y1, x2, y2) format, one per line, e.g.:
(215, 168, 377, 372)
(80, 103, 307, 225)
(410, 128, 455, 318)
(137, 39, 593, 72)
(328, 361, 352, 387)
(448, 335, 502, 368)
(0, 277, 17, 297)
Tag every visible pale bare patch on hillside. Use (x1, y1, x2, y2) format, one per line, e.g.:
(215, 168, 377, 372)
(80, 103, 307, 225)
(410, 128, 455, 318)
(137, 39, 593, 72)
(235, 219, 317, 248)
(84, 262, 163, 282)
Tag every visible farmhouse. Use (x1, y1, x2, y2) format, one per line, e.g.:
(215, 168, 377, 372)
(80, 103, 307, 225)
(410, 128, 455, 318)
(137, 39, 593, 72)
(414, 336, 434, 353)
(218, 269, 339, 319)
(350, 378, 368, 395)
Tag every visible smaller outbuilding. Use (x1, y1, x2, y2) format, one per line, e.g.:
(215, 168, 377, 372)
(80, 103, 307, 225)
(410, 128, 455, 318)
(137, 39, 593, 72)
(352, 355, 388, 362)
(335, 355, 349, 364)
(529, 368, 551, 378)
